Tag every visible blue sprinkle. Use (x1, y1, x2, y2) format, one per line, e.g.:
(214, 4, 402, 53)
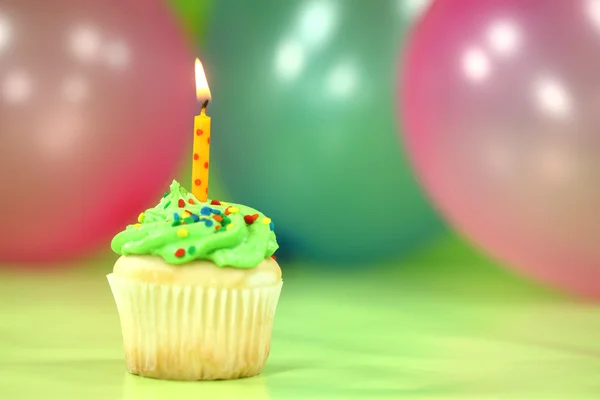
(211, 208, 221, 215)
(200, 206, 212, 216)
(205, 220, 214, 227)
(191, 214, 200, 222)
(173, 213, 180, 221)
(269, 221, 275, 231)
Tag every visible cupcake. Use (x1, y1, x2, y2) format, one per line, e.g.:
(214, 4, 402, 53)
(107, 180, 282, 381)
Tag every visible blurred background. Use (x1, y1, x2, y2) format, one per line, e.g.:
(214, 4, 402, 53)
(1, 0, 600, 398)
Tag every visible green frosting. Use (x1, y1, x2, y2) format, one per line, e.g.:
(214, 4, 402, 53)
(111, 181, 278, 268)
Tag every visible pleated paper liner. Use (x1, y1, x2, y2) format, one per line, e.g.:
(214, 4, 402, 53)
(107, 274, 283, 381)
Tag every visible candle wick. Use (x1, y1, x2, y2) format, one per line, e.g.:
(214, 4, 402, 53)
(201, 99, 209, 113)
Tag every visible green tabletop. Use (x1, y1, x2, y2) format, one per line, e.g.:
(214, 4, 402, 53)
(1, 234, 599, 400)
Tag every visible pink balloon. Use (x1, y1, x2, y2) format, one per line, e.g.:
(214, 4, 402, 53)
(0, 1, 195, 263)
(402, 0, 600, 298)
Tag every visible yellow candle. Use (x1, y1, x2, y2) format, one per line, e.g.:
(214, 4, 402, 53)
(192, 58, 212, 202)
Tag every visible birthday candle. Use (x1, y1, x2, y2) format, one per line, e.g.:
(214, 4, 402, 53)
(192, 58, 212, 202)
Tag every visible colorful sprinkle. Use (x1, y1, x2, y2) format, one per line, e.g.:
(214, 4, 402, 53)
(163, 201, 171, 209)
(204, 161, 209, 169)
(226, 223, 235, 230)
(163, 192, 169, 198)
(228, 207, 239, 214)
(223, 216, 232, 224)
(199, 216, 210, 220)
(173, 213, 181, 221)
(188, 246, 196, 255)
(215, 225, 221, 232)
(133, 223, 142, 228)
(269, 221, 275, 231)
(211, 208, 221, 215)
(178, 199, 185, 208)
(177, 228, 189, 238)
(138, 212, 145, 223)
(183, 217, 195, 224)
(224, 207, 231, 215)
(175, 248, 185, 258)
(191, 214, 200, 222)
(213, 215, 223, 222)
(193, 153, 199, 160)
(195, 179, 202, 186)
(171, 220, 181, 227)
(183, 210, 193, 217)
(205, 219, 214, 227)
(271, 255, 277, 260)
(244, 214, 259, 225)
(211, 200, 221, 205)
(196, 129, 203, 136)
(200, 207, 212, 216)
(261, 217, 272, 225)
(188, 198, 195, 205)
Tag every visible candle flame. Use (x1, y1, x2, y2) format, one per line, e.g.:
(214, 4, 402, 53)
(195, 58, 211, 102)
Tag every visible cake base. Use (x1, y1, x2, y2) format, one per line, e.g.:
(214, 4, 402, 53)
(107, 274, 283, 381)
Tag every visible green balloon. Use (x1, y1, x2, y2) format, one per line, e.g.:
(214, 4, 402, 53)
(205, 0, 441, 262)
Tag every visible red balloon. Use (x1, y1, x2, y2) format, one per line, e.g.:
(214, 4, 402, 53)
(0, 1, 195, 263)
(402, 0, 600, 298)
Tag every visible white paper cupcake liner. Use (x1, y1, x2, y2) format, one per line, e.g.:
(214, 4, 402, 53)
(107, 274, 283, 381)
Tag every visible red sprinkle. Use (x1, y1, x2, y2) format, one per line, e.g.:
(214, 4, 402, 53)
(195, 179, 202, 186)
(208, 137, 211, 144)
(196, 129, 203, 136)
(178, 199, 185, 208)
(175, 248, 185, 258)
(244, 214, 259, 225)
(204, 162, 209, 169)
(271, 255, 277, 260)
(188, 199, 195, 205)
(211, 200, 221, 205)
(193, 153, 199, 160)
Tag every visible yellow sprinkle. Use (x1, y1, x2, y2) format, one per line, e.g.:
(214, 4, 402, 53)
(226, 223, 236, 230)
(177, 228, 189, 238)
(261, 217, 272, 225)
(133, 224, 142, 228)
(183, 210, 192, 216)
(137, 212, 145, 223)
(229, 207, 240, 214)
(199, 216, 210, 220)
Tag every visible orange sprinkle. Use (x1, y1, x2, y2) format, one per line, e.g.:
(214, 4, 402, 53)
(213, 215, 223, 222)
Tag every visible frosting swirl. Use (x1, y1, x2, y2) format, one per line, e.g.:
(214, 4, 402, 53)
(111, 181, 278, 268)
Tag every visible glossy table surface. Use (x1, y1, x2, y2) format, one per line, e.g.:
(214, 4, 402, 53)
(1, 235, 599, 400)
